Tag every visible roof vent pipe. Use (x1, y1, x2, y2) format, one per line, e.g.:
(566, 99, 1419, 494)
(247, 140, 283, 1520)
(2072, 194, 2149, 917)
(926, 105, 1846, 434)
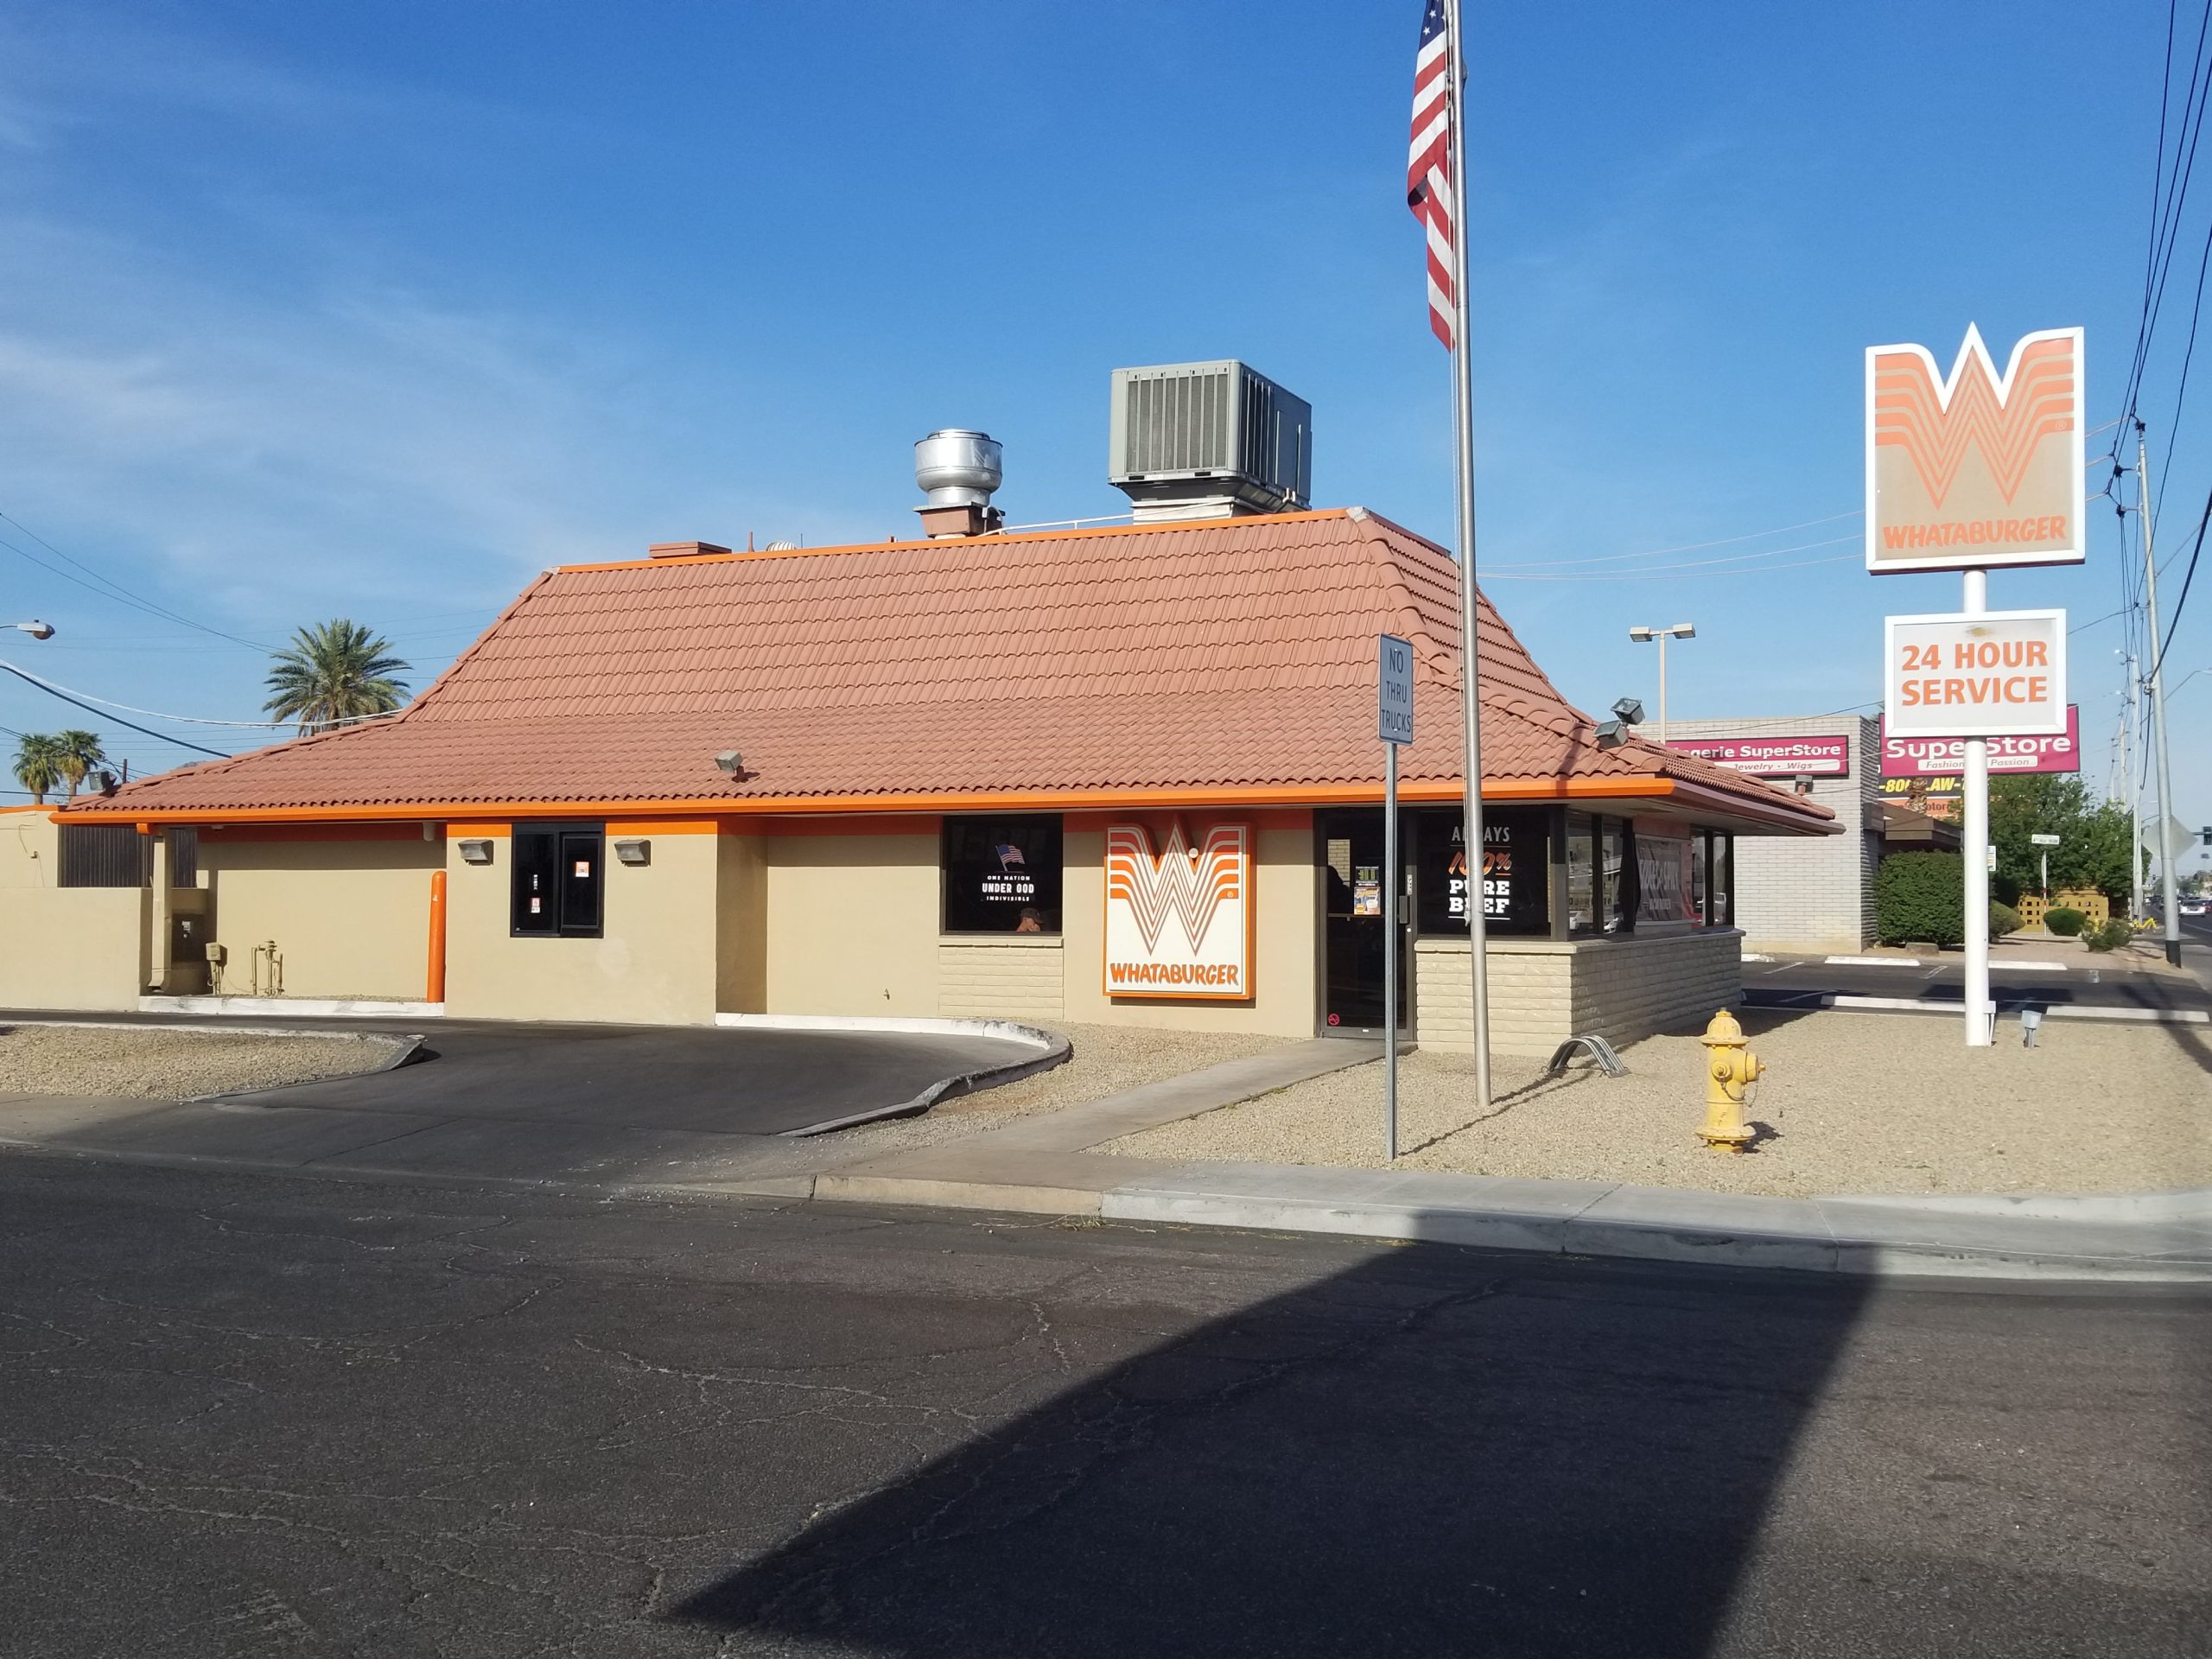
(913, 429, 1004, 537)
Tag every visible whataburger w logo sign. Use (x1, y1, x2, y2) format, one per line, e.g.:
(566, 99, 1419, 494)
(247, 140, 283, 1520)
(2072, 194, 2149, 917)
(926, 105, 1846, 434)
(1865, 324, 2085, 573)
(1104, 822, 1251, 1000)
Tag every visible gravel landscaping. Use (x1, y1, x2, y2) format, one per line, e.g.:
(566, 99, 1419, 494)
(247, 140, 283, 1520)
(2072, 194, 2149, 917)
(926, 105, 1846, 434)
(0, 1023, 399, 1102)
(1102, 1009, 2212, 1198)
(834, 1022, 1290, 1154)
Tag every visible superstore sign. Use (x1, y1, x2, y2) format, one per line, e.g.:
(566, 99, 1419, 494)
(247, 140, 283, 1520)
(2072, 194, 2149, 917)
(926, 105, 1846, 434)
(1879, 709, 2078, 778)
(1666, 734, 1850, 777)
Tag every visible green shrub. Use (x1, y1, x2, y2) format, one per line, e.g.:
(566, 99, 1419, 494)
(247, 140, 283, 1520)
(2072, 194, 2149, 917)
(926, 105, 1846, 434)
(1875, 853, 1963, 947)
(1990, 901, 2023, 938)
(2084, 919, 2133, 952)
(2044, 906, 2087, 938)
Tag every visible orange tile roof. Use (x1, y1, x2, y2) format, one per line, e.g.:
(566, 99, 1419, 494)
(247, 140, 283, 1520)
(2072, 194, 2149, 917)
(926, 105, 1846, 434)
(67, 509, 1833, 831)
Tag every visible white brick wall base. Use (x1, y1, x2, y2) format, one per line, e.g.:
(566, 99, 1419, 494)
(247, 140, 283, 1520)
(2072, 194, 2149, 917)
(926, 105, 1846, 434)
(1414, 931, 1744, 1057)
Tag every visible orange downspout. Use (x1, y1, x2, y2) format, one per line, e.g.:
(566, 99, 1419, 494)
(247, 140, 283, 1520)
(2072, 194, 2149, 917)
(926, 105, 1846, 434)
(427, 869, 448, 1004)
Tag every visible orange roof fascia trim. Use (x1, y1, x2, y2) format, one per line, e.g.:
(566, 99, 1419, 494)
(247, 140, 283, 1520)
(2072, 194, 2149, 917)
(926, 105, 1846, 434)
(550, 508, 1358, 575)
(51, 776, 1738, 828)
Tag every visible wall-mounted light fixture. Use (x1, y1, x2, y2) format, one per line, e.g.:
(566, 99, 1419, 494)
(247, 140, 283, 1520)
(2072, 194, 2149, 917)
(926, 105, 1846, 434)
(613, 837, 651, 866)
(458, 838, 494, 865)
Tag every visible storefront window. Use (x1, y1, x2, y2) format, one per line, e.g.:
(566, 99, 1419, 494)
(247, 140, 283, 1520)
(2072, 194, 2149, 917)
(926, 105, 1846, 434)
(942, 815, 1063, 934)
(512, 824, 604, 938)
(1636, 833, 1700, 925)
(1600, 818, 1630, 932)
(1566, 812, 1595, 933)
(1707, 833, 1733, 927)
(1415, 807, 1548, 936)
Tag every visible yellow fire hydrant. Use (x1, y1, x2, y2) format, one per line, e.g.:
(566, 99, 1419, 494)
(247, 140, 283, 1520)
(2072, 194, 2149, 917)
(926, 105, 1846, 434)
(1699, 1009, 1763, 1152)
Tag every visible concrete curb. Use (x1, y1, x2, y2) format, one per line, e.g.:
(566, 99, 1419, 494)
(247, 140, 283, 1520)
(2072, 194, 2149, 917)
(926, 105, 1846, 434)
(141, 995, 445, 1019)
(814, 1154, 2212, 1284)
(779, 1027, 1074, 1137)
(713, 1012, 1058, 1049)
(1745, 989, 2212, 1025)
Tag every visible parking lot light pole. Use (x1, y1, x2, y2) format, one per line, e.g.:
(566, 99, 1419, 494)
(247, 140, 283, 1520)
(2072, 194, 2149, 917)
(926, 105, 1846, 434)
(7, 621, 55, 640)
(1628, 623, 1695, 745)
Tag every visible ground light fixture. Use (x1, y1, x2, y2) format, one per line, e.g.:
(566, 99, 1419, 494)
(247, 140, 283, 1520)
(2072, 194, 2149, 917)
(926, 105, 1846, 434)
(1628, 622, 1695, 745)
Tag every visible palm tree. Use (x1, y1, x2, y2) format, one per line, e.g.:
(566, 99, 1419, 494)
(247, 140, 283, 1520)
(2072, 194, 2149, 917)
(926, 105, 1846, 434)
(264, 620, 410, 736)
(52, 730, 107, 800)
(11, 734, 65, 804)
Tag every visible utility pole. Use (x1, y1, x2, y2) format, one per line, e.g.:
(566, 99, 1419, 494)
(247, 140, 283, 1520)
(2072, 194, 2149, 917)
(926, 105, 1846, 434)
(2139, 424, 2183, 965)
(2124, 652, 2144, 922)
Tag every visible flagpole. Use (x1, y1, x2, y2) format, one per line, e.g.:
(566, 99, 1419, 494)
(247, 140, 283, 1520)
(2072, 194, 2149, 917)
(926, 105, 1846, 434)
(1444, 0, 1491, 1108)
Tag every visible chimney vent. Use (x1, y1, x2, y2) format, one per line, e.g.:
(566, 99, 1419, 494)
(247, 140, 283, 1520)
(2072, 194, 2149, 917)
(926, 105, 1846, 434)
(913, 429, 1004, 537)
(648, 541, 732, 560)
(1109, 360, 1312, 522)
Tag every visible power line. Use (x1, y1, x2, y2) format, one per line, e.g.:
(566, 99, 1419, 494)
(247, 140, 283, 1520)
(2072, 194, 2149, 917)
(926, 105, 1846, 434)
(0, 662, 231, 759)
(0, 518, 273, 652)
(1484, 553, 1859, 584)
(0, 660, 397, 729)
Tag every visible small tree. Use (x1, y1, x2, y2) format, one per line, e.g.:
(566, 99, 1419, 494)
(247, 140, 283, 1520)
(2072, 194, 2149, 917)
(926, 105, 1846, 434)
(264, 620, 410, 736)
(11, 733, 64, 804)
(1876, 852, 1964, 947)
(52, 730, 106, 800)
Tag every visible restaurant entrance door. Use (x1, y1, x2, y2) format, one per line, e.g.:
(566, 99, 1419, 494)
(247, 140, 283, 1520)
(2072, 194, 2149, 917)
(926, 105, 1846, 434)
(1319, 808, 1409, 1034)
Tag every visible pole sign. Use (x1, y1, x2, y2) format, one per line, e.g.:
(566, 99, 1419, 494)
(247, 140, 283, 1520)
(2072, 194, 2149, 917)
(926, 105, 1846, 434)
(1865, 325, 2085, 573)
(1883, 609, 2069, 738)
(1378, 634, 1414, 745)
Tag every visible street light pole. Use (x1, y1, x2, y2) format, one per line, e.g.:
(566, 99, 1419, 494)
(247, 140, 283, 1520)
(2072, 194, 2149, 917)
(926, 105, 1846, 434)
(1629, 623, 1696, 746)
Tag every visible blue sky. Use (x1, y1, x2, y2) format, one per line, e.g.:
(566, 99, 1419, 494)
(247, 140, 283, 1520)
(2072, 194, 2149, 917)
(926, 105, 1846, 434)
(0, 1, 2203, 860)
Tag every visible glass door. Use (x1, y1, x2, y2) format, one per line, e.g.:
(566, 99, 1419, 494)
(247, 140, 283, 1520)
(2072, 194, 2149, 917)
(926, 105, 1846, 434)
(1319, 808, 1408, 1033)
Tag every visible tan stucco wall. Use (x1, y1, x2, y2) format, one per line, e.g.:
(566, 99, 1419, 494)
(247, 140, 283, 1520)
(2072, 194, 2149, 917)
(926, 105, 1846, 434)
(1415, 930, 1745, 1057)
(763, 829, 941, 1016)
(446, 829, 721, 1024)
(200, 836, 444, 1001)
(0, 884, 149, 1009)
(716, 831, 767, 1014)
(1058, 812, 1320, 1038)
(0, 810, 57, 889)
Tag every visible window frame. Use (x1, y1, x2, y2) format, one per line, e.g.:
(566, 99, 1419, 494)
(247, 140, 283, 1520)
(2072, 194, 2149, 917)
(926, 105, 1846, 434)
(939, 813, 1065, 937)
(510, 822, 606, 939)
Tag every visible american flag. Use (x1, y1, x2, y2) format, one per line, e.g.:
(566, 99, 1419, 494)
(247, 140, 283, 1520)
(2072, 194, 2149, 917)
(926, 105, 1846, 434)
(1407, 0, 1456, 349)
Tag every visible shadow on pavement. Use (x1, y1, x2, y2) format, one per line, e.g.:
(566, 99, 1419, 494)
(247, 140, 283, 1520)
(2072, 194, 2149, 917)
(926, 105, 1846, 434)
(673, 1244, 1868, 1658)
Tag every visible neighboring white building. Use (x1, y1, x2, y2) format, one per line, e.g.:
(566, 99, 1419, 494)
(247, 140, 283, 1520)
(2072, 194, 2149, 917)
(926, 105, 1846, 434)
(1662, 715, 1952, 954)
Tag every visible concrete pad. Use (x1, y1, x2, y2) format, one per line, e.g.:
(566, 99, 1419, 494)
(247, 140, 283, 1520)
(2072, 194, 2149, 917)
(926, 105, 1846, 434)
(817, 1144, 1179, 1217)
(988, 1039, 1381, 1152)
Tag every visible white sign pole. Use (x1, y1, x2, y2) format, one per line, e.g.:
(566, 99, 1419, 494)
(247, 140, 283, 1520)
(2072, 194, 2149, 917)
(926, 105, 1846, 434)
(1379, 634, 1414, 1162)
(1961, 569, 1993, 1046)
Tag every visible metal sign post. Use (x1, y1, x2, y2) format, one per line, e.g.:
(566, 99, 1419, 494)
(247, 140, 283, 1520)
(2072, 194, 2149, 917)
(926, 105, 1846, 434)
(1379, 634, 1414, 1161)
(2031, 832, 2060, 901)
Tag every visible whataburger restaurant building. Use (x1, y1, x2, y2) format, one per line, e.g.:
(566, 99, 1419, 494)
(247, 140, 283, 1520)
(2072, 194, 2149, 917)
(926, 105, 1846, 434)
(28, 508, 1834, 1055)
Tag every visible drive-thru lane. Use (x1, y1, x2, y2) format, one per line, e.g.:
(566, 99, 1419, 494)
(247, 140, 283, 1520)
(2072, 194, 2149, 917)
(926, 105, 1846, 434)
(0, 1009, 1049, 1136)
(1741, 949, 2212, 1020)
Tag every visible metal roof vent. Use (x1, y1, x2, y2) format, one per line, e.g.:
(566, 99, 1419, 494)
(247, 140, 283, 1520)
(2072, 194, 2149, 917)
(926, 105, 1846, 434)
(1108, 360, 1313, 522)
(913, 429, 1004, 537)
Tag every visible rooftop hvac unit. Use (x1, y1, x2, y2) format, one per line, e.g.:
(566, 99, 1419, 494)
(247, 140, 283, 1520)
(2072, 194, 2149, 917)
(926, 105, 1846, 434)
(1108, 360, 1313, 521)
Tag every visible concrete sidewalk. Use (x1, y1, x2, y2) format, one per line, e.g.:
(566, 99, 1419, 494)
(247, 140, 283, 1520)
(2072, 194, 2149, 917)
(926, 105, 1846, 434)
(800, 1039, 2212, 1283)
(4, 1034, 2206, 1284)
